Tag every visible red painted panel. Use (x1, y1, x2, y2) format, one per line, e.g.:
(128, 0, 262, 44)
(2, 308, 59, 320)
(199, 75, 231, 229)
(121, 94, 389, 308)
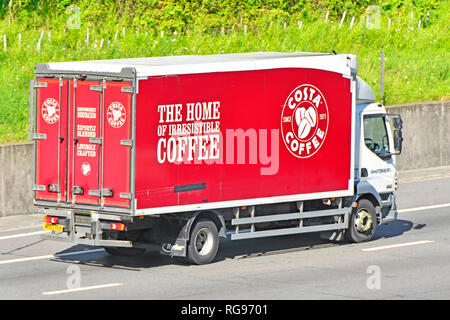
(35, 78, 68, 202)
(135, 68, 353, 210)
(102, 82, 132, 208)
(67, 80, 100, 205)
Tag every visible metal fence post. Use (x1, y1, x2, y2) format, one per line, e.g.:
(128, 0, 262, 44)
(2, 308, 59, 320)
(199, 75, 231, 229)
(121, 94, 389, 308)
(380, 50, 385, 104)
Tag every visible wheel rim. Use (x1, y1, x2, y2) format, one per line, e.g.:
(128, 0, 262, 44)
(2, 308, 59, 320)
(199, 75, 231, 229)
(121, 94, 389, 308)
(354, 209, 373, 233)
(194, 227, 214, 256)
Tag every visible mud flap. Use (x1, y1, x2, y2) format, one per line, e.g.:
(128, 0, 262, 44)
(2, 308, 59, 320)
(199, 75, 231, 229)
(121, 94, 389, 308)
(160, 212, 226, 258)
(320, 230, 345, 241)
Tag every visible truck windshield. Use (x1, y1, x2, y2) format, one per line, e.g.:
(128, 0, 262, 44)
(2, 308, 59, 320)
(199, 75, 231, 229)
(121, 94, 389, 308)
(363, 115, 390, 159)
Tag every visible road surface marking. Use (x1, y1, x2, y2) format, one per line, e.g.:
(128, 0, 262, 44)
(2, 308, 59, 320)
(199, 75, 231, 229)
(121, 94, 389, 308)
(0, 248, 104, 265)
(0, 230, 49, 241)
(401, 173, 450, 183)
(398, 203, 450, 214)
(42, 283, 123, 295)
(362, 240, 435, 252)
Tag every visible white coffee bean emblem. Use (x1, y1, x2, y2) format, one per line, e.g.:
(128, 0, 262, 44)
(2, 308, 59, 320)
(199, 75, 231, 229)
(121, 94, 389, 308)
(295, 106, 317, 139)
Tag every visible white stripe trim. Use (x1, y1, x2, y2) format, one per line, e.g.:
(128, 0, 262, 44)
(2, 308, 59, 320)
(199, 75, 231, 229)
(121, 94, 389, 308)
(136, 188, 353, 215)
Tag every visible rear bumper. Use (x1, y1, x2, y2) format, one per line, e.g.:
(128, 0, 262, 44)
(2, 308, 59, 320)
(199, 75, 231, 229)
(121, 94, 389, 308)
(38, 206, 165, 252)
(38, 207, 148, 249)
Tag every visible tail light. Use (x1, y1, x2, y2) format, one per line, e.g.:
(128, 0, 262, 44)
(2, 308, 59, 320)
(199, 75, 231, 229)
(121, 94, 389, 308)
(44, 216, 59, 224)
(110, 223, 125, 231)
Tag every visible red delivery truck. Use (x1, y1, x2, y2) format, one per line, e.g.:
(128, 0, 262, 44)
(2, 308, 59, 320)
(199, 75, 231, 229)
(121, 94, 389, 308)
(31, 52, 403, 264)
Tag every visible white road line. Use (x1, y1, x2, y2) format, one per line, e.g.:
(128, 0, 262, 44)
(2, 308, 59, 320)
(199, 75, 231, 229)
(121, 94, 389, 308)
(42, 283, 123, 296)
(362, 240, 435, 252)
(0, 230, 49, 240)
(0, 248, 104, 265)
(398, 203, 450, 214)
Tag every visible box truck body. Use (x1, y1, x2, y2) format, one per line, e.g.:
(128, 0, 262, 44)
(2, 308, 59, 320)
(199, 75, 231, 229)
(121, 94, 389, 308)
(31, 52, 402, 264)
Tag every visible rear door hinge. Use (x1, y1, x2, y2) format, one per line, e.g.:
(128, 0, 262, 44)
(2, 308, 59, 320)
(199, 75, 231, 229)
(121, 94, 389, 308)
(119, 193, 132, 199)
(88, 189, 114, 197)
(34, 82, 47, 89)
(32, 184, 46, 191)
(88, 190, 101, 197)
(120, 139, 133, 147)
(121, 86, 133, 93)
(89, 137, 103, 145)
(101, 188, 113, 197)
(90, 85, 103, 92)
(31, 133, 47, 140)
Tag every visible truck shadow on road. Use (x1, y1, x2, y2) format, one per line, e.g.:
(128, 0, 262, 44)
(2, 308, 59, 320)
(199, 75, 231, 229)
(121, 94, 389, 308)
(53, 218, 417, 269)
(216, 218, 416, 262)
(373, 219, 416, 240)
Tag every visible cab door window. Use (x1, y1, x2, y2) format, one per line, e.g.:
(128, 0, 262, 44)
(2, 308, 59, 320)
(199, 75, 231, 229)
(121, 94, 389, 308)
(363, 115, 390, 160)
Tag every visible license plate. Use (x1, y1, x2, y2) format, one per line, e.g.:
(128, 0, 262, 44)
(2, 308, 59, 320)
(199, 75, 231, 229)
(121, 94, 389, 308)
(43, 224, 64, 232)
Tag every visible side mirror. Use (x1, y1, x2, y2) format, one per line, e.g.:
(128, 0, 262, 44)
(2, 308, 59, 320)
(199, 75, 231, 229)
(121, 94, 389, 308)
(393, 116, 403, 130)
(387, 113, 403, 155)
(393, 127, 403, 154)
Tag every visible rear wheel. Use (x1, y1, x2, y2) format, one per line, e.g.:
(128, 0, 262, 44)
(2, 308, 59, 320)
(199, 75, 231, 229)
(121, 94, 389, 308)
(345, 199, 377, 243)
(104, 247, 146, 257)
(187, 219, 219, 265)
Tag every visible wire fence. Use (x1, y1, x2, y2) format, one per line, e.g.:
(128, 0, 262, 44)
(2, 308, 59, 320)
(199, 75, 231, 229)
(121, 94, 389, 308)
(0, 9, 447, 106)
(0, 8, 442, 53)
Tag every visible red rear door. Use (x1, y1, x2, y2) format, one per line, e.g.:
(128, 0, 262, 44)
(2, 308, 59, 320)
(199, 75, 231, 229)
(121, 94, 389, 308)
(34, 77, 133, 210)
(67, 79, 101, 205)
(34, 78, 68, 202)
(101, 82, 133, 208)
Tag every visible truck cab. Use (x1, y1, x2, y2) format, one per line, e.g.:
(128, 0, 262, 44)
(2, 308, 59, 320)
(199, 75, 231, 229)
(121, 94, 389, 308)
(354, 77, 403, 228)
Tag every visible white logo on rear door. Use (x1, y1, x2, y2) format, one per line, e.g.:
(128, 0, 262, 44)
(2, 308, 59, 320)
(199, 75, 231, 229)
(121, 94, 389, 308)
(81, 162, 91, 176)
(41, 98, 60, 124)
(106, 101, 126, 128)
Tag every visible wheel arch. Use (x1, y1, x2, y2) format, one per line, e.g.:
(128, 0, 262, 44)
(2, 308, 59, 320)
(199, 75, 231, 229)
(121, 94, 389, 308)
(186, 210, 227, 242)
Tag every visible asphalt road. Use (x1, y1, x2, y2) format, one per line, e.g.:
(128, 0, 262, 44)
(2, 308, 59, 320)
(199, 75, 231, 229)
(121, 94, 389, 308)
(0, 174, 449, 300)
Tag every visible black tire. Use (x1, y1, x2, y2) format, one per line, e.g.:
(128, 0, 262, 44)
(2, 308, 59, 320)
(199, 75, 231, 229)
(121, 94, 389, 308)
(187, 219, 219, 265)
(104, 247, 146, 257)
(345, 199, 377, 243)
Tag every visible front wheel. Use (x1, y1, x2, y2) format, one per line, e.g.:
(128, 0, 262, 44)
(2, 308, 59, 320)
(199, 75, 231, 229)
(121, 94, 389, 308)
(187, 219, 219, 265)
(345, 199, 377, 243)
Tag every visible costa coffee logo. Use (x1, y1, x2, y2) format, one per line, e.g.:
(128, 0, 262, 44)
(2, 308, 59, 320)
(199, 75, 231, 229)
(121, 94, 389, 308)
(41, 98, 60, 124)
(281, 84, 329, 158)
(106, 101, 126, 128)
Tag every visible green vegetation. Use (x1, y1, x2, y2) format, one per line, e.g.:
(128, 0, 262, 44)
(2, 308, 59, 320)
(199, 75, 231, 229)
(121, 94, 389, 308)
(0, 0, 448, 143)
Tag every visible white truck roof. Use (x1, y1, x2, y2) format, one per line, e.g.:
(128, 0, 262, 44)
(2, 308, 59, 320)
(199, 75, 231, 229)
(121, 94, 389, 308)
(42, 52, 357, 78)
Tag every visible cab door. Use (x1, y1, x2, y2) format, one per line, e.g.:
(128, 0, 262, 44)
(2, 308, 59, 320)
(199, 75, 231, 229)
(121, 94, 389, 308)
(361, 113, 397, 194)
